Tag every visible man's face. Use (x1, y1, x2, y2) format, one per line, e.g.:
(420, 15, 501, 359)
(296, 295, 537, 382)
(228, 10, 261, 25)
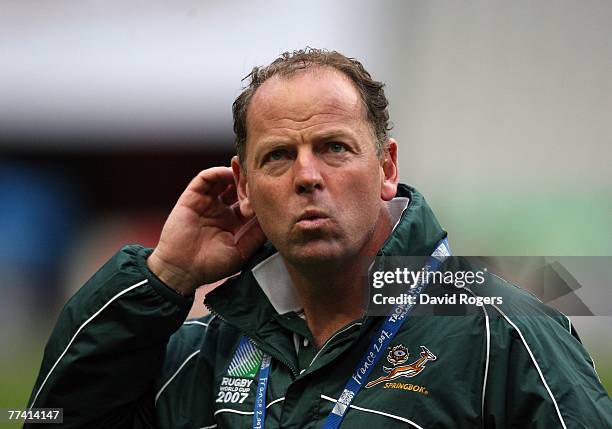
(233, 68, 398, 266)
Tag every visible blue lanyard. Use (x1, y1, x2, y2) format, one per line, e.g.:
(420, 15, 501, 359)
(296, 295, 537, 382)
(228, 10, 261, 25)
(252, 354, 272, 429)
(252, 238, 451, 429)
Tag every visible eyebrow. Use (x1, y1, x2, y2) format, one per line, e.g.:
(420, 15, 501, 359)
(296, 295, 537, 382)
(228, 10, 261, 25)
(254, 138, 294, 151)
(256, 129, 354, 147)
(310, 128, 357, 142)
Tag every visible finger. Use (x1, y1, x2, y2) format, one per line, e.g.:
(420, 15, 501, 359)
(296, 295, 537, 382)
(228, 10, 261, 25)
(177, 181, 233, 215)
(230, 201, 245, 224)
(219, 184, 238, 206)
(233, 214, 258, 241)
(234, 218, 267, 261)
(188, 167, 235, 196)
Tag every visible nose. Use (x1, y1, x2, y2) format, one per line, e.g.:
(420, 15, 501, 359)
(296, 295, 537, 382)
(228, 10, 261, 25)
(293, 149, 323, 194)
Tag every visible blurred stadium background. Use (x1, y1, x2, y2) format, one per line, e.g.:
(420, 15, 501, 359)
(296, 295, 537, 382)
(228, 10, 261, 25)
(1, 0, 610, 421)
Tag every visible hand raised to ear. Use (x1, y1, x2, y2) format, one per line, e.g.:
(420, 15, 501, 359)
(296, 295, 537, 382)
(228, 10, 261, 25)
(148, 167, 267, 296)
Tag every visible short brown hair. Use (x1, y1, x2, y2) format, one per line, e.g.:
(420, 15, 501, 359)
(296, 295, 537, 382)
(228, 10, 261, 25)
(232, 48, 391, 168)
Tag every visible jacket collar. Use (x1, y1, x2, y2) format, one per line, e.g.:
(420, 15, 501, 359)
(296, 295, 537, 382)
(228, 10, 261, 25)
(204, 185, 447, 342)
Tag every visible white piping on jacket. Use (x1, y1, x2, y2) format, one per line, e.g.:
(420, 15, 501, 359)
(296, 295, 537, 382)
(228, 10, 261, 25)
(213, 397, 285, 416)
(489, 302, 568, 429)
(155, 350, 201, 404)
(184, 320, 209, 328)
(558, 312, 599, 381)
(320, 394, 423, 429)
(29, 279, 149, 409)
(464, 288, 490, 419)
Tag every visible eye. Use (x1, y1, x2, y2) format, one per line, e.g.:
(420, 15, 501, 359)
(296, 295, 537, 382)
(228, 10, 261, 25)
(266, 149, 288, 162)
(328, 142, 347, 153)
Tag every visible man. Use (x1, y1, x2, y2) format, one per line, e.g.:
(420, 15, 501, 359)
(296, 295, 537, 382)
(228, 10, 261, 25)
(27, 49, 610, 428)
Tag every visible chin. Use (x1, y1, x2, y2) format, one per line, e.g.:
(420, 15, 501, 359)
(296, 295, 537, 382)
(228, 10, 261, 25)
(284, 240, 349, 266)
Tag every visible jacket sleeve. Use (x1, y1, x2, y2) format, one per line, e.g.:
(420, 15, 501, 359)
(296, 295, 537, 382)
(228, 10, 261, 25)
(484, 312, 612, 428)
(25, 245, 193, 428)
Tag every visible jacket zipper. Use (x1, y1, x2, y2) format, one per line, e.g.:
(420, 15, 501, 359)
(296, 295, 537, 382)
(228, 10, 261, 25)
(308, 321, 363, 368)
(204, 302, 300, 378)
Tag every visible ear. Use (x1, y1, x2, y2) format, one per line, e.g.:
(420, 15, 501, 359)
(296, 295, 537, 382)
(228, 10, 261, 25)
(380, 139, 399, 201)
(231, 156, 254, 218)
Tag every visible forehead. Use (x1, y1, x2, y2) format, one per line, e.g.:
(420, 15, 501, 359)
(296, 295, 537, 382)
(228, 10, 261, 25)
(245, 67, 368, 141)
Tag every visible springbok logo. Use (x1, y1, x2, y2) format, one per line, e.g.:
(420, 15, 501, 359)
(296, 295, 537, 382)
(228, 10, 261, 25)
(365, 345, 437, 388)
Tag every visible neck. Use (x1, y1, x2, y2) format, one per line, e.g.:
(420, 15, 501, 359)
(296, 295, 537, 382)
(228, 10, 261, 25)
(285, 259, 366, 348)
(284, 206, 393, 348)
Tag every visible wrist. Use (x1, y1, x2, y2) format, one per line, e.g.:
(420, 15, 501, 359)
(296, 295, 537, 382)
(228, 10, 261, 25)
(147, 251, 197, 297)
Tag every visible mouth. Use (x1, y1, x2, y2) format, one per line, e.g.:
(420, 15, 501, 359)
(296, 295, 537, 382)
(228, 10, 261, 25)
(296, 209, 331, 228)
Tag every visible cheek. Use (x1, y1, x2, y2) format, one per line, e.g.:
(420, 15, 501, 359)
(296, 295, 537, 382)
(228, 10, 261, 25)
(334, 171, 383, 226)
(250, 192, 275, 220)
(248, 180, 289, 230)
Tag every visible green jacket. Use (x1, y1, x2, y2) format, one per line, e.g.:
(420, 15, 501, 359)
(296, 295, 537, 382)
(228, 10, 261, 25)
(27, 185, 611, 428)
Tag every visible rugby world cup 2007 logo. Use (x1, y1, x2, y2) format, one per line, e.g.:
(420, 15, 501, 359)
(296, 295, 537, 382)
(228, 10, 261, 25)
(216, 336, 261, 405)
(365, 344, 437, 389)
